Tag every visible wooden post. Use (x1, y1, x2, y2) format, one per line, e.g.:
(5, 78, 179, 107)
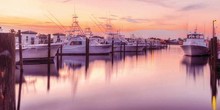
(60, 45, 63, 68)
(123, 43, 126, 57)
(120, 41, 122, 52)
(85, 38, 89, 73)
(56, 50, 59, 71)
(136, 40, 138, 54)
(145, 39, 147, 53)
(123, 43, 126, 53)
(47, 34, 51, 91)
(111, 38, 114, 64)
(213, 37, 218, 60)
(210, 39, 213, 57)
(0, 33, 15, 110)
(112, 38, 114, 54)
(17, 30, 23, 110)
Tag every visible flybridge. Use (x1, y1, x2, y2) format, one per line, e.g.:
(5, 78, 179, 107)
(187, 32, 204, 39)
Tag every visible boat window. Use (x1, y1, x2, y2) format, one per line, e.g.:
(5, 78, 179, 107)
(26, 36, 28, 42)
(70, 41, 82, 45)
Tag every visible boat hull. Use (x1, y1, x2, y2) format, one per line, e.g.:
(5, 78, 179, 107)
(20, 44, 61, 61)
(181, 45, 209, 56)
(62, 45, 112, 55)
(114, 45, 145, 52)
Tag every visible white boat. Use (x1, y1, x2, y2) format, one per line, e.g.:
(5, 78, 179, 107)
(20, 43, 62, 60)
(89, 36, 107, 44)
(107, 35, 145, 52)
(15, 46, 26, 62)
(62, 36, 112, 55)
(181, 31, 209, 56)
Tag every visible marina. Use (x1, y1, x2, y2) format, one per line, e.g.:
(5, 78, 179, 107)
(1, 0, 220, 110)
(14, 46, 220, 110)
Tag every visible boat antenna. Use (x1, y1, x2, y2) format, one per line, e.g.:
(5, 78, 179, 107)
(194, 25, 198, 33)
(89, 16, 105, 33)
(203, 23, 206, 36)
(47, 10, 66, 31)
(44, 14, 65, 32)
(90, 14, 106, 31)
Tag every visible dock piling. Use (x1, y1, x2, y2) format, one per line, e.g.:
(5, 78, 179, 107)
(85, 37, 89, 72)
(136, 40, 138, 55)
(0, 32, 16, 110)
(47, 34, 51, 91)
(17, 30, 23, 110)
(60, 45, 63, 68)
(111, 38, 114, 64)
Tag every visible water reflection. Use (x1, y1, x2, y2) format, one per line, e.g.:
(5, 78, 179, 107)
(17, 46, 220, 110)
(209, 57, 220, 110)
(181, 56, 208, 80)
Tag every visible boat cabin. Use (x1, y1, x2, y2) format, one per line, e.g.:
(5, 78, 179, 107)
(21, 30, 38, 45)
(187, 33, 204, 39)
(89, 36, 106, 44)
(67, 35, 101, 46)
(52, 33, 66, 43)
(67, 36, 85, 46)
(37, 34, 48, 44)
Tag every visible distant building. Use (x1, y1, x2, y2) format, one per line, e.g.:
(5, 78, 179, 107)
(52, 33, 66, 43)
(21, 30, 38, 45)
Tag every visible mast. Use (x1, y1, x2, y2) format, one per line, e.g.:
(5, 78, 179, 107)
(70, 14, 84, 36)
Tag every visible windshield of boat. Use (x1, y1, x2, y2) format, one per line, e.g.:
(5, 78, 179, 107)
(70, 41, 82, 45)
(187, 33, 204, 39)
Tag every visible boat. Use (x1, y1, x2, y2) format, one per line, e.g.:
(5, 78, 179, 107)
(21, 43, 62, 61)
(62, 35, 112, 55)
(16, 30, 63, 61)
(107, 35, 145, 52)
(181, 30, 209, 56)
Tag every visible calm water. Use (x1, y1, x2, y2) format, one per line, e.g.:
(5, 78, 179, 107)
(15, 46, 218, 110)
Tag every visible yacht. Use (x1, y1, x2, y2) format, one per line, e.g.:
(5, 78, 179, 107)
(181, 31, 209, 56)
(107, 35, 145, 52)
(62, 35, 112, 55)
(20, 43, 62, 60)
(15, 31, 62, 61)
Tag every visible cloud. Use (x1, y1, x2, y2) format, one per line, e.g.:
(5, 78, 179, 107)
(134, 0, 174, 8)
(45, 21, 53, 24)
(110, 14, 118, 18)
(179, 3, 206, 11)
(62, 0, 72, 3)
(99, 17, 117, 20)
(121, 16, 150, 23)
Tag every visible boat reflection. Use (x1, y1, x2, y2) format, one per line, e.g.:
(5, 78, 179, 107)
(181, 56, 208, 80)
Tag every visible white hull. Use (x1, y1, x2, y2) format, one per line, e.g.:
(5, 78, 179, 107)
(15, 49, 20, 62)
(181, 45, 209, 56)
(16, 44, 61, 61)
(62, 45, 112, 55)
(114, 45, 145, 52)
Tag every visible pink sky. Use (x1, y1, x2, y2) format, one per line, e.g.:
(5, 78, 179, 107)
(0, 0, 220, 38)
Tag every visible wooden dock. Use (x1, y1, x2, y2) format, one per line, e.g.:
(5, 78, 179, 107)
(0, 33, 16, 110)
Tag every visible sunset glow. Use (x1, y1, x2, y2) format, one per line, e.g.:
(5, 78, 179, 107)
(1, 0, 220, 37)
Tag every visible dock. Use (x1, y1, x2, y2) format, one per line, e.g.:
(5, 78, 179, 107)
(0, 32, 16, 110)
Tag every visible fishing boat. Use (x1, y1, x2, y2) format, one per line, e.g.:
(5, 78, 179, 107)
(20, 43, 62, 61)
(181, 30, 209, 56)
(62, 35, 112, 55)
(107, 35, 145, 52)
